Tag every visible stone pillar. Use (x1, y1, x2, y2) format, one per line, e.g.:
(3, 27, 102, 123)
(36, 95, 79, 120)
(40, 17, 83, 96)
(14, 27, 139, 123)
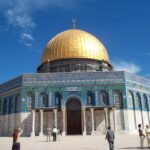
(90, 108, 95, 135)
(112, 108, 117, 131)
(62, 108, 66, 136)
(82, 107, 86, 136)
(53, 109, 57, 128)
(39, 110, 44, 136)
(31, 110, 35, 136)
(104, 108, 108, 130)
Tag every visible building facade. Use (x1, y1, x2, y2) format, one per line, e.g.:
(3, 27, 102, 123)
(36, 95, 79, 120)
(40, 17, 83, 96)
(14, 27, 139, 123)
(0, 28, 150, 136)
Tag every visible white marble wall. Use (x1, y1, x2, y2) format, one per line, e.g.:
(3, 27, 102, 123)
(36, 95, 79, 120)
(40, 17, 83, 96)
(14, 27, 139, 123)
(1, 109, 150, 136)
(94, 110, 106, 134)
(135, 110, 142, 126)
(116, 110, 124, 130)
(128, 110, 136, 130)
(2, 115, 9, 136)
(143, 111, 149, 126)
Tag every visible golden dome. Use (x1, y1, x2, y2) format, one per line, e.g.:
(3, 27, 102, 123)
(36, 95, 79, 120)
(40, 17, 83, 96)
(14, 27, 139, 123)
(41, 29, 109, 64)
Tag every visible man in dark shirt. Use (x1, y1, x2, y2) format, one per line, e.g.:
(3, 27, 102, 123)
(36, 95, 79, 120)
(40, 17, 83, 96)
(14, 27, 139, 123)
(105, 126, 115, 150)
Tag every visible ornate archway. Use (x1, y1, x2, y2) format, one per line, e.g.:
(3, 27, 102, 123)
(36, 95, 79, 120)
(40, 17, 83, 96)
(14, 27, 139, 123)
(66, 98, 82, 135)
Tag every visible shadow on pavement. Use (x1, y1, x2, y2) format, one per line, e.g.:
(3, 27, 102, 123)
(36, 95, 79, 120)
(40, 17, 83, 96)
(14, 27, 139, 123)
(118, 147, 149, 149)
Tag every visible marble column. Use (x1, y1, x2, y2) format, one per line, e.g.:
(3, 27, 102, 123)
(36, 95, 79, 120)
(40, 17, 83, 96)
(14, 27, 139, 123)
(104, 108, 108, 130)
(82, 107, 86, 136)
(53, 109, 58, 129)
(31, 110, 35, 136)
(62, 108, 66, 136)
(112, 108, 117, 131)
(90, 108, 95, 135)
(39, 110, 44, 136)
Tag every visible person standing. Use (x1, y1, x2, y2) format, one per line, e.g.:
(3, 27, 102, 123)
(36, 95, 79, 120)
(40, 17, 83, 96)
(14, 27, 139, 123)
(138, 124, 145, 149)
(52, 127, 57, 142)
(47, 125, 51, 142)
(145, 125, 150, 148)
(105, 126, 115, 150)
(12, 128, 23, 150)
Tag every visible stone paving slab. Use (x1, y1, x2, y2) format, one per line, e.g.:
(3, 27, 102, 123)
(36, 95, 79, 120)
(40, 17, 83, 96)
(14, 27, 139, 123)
(0, 134, 149, 150)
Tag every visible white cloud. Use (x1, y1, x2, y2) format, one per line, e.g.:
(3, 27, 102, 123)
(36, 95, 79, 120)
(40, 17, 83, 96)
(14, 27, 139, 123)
(25, 43, 32, 47)
(1, 0, 80, 30)
(112, 61, 141, 74)
(0, 0, 95, 46)
(5, 9, 35, 29)
(21, 33, 34, 41)
(3, 0, 35, 30)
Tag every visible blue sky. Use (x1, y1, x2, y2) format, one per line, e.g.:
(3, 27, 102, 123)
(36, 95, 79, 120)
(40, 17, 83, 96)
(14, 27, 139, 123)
(0, 0, 150, 83)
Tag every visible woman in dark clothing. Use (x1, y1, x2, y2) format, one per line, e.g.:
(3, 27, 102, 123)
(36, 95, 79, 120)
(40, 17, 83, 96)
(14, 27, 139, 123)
(12, 128, 23, 150)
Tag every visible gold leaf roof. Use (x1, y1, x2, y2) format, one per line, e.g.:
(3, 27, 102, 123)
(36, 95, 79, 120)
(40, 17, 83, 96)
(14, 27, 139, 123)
(41, 29, 109, 64)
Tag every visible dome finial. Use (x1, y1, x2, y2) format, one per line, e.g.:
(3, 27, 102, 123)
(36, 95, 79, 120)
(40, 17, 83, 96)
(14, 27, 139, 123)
(72, 19, 76, 29)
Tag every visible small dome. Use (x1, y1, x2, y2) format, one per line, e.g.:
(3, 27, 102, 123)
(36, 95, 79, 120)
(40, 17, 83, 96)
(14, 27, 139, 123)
(41, 29, 109, 64)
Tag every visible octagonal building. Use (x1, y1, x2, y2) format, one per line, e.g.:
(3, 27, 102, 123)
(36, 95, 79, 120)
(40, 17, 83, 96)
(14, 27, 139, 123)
(0, 27, 150, 136)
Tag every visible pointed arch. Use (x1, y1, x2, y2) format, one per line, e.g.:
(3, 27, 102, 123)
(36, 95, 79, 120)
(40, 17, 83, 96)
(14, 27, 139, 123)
(127, 91, 134, 109)
(100, 90, 109, 105)
(87, 91, 95, 105)
(143, 94, 148, 111)
(40, 92, 48, 107)
(114, 90, 122, 109)
(135, 93, 142, 110)
(54, 92, 61, 107)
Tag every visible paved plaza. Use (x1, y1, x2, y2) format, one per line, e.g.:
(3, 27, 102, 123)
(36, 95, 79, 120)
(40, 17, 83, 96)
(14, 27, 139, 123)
(0, 134, 150, 150)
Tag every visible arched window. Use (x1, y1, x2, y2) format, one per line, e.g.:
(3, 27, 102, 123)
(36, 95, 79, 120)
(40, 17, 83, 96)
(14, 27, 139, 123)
(55, 92, 61, 107)
(143, 94, 148, 111)
(15, 94, 21, 112)
(27, 92, 33, 108)
(114, 90, 122, 109)
(40, 92, 48, 107)
(100, 91, 109, 105)
(8, 96, 14, 114)
(87, 91, 95, 105)
(135, 93, 141, 109)
(3, 98, 8, 115)
(128, 91, 134, 109)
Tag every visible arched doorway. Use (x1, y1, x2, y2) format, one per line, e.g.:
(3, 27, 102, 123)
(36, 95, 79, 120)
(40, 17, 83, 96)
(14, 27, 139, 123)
(66, 98, 82, 135)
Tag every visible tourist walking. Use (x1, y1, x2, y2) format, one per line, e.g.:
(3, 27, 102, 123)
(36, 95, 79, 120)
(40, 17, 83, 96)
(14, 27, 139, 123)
(47, 125, 51, 142)
(145, 125, 150, 148)
(105, 126, 115, 150)
(52, 127, 58, 141)
(57, 128, 62, 141)
(12, 128, 23, 150)
(138, 124, 145, 149)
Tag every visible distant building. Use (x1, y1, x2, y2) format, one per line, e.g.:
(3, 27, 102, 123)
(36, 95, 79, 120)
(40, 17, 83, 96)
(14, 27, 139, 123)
(0, 27, 150, 136)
